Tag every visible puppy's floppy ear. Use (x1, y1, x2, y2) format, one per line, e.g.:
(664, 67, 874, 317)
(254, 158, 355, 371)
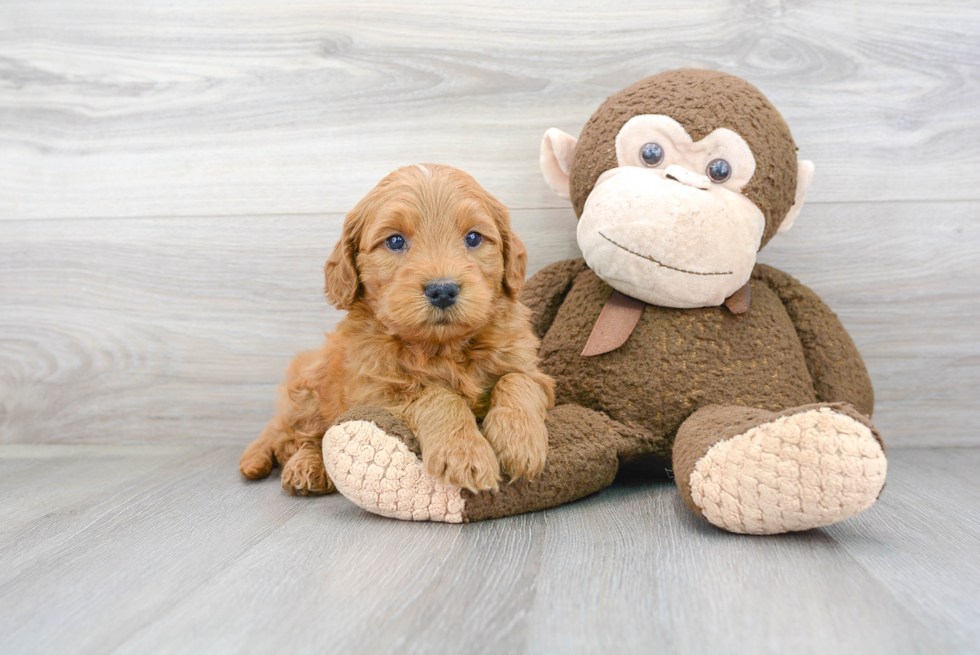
(486, 194, 527, 297)
(324, 206, 364, 310)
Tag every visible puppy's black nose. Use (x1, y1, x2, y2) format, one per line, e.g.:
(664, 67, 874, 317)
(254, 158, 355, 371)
(425, 280, 459, 310)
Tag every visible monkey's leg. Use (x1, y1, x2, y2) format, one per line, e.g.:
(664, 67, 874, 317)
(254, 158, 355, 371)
(322, 404, 645, 522)
(672, 403, 887, 535)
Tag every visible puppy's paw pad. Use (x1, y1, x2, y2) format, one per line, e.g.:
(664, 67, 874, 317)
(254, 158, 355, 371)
(323, 421, 465, 523)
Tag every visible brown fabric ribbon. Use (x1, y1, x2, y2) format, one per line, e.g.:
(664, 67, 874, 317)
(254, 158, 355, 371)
(723, 281, 751, 315)
(580, 291, 646, 356)
(581, 282, 752, 357)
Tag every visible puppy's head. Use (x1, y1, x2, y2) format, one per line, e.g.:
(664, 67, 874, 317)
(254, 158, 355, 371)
(324, 164, 527, 344)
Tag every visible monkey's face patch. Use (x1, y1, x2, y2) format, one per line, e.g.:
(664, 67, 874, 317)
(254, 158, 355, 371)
(575, 115, 765, 309)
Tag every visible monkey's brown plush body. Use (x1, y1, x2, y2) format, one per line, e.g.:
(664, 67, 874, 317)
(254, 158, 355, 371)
(322, 69, 887, 534)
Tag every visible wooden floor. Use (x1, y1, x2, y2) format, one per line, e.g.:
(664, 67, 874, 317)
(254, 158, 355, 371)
(0, 445, 977, 654)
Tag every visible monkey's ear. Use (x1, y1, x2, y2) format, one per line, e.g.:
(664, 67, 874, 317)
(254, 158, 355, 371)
(323, 210, 363, 310)
(540, 128, 578, 200)
(777, 160, 815, 234)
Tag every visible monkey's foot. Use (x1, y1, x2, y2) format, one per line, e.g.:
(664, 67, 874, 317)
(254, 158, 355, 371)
(324, 404, 634, 524)
(674, 403, 887, 535)
(322, 408, 465, 523)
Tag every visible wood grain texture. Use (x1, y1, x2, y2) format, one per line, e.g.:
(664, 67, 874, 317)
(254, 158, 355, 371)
(2, 201, 977, 447)
(1, 0, 979, 220)
(0, 444, 976, 654)
(826, 448, 980, 652)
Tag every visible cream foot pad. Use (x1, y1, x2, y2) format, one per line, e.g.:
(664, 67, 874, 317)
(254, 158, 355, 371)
(689, 407, 887, 535)
(323, 420, 465, 523)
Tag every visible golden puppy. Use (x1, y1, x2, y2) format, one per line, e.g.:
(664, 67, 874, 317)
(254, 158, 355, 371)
(240, 164, 555, 495)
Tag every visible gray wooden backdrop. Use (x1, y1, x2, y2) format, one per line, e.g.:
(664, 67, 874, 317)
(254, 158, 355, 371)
(2, 0, 978, 448)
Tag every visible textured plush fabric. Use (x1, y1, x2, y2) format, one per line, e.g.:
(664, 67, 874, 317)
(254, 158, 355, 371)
(520, 258, 591, 340)
(613, 116, 758, 191)
(540, 128, 578, 199)
(323, 417, 465, 523)
(577, 166, 765, 307)
(673, 403, 886, 534)
(325, 404, 636, 523)
(673, 403, 883, 520)
(778, 159, 815, 234)
(569, 69, 798, 250)
(335, 406, 422, 456)
(534, 261, 834, 459)
(673, 404, 783, 520)
(753, 264, 875, 417)
(461, 404, 625, 522)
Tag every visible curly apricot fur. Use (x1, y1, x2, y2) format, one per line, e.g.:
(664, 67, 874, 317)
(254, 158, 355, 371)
(239, 164, 554, 495)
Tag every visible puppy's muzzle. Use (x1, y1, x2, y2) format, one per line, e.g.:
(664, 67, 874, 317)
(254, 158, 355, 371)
(425, 280, 460, 310)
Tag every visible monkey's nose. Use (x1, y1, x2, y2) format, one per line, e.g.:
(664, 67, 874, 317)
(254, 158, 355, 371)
(664, 165, 710, 190)
(424, 280, 460, 310)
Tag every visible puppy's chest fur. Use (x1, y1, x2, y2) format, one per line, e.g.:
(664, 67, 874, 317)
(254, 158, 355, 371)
(340, 320, 513, 417)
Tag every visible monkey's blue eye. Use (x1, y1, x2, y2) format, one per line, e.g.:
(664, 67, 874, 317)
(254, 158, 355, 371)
(465, 231, 483, 248)
(385, 234, 406, 251)
(640, 142, 664, 167)
(707, 158, 732, 183)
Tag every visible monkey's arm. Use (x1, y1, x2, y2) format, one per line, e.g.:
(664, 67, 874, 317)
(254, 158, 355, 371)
(519, 258, 589, 340)
(752, 263, 875, 417)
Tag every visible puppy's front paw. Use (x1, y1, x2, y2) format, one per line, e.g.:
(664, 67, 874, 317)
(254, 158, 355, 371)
(423, 426, 501, 493)
(281, 447, 335, 496)
(482, 407, 548, 482)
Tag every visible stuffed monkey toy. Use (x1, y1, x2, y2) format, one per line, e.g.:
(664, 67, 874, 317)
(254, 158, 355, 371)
(321, 69, 887, 534)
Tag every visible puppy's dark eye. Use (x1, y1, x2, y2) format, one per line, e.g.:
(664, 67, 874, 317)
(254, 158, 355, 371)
(640, 142, 664, 167)
(385, 234, 406, 251)
(465, 231, 483, 248)
(707, 158, 732, 183)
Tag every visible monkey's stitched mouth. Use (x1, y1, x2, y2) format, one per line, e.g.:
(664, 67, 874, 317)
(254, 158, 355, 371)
(598, 232, 732, 277)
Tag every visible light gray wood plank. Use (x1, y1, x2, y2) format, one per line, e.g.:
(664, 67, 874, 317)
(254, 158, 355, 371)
(2, 201, 977, 447)
(523, 484, 955, 655)
(0, 446, 304, 654)
(0, 444, 195, 532)
(1, 445, 975, 654)
(0, 445, 227, 578)
(826, 448, 980, 652)
(1, 0, 978, 220)
(113, 502, 543, 655)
